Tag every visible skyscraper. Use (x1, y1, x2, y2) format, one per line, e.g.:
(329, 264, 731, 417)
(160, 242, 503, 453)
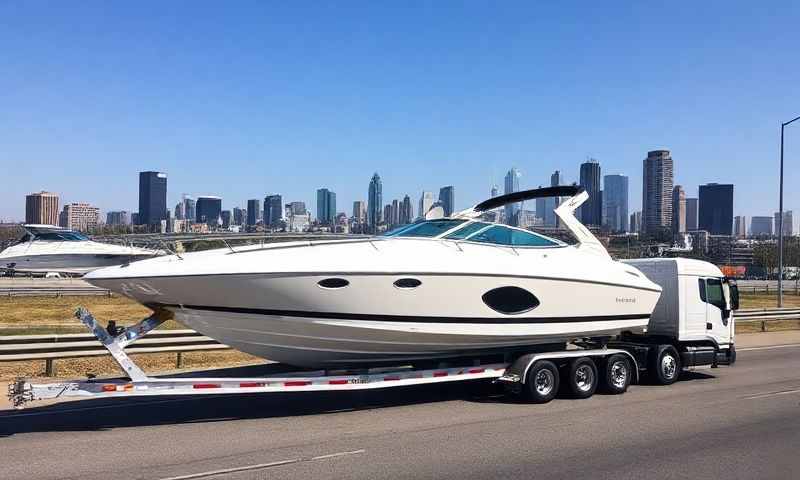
(352, 201, 367, 224)
(535, 185, 546, 226)
(264, 195, 283, 227)
(196, 196, 222, 226)
(672, 185, 686, 234)
(25, 191, 59, 225)
(368, 173, 383, 230)
(383, 204, 392, 226)
(734, 216, 747, 238)
(106, 211, 130, 226)
(490, 185, 499, 198)
(579, 159, 602, 226)
(438, 186, 455, 217)
(246, 199, 261, 226)
(181, 195, 196, 223)
(603, 174, 629, 232)
(58, 203, 99, 231)
(750, 216, 773, 237)
(390, 199, 400, 226)
(418, 191, 434, 219)
(547, 170, 562, 227)
(642, 150, 674, 235)
(685, 198, 699, 231)
(630, 211, 643, 233)
(316, 188, 336, 225)
(400, 195, 413, 225)
(220, 210, 232, 228)
(138, 171, 167, 226)
(698, 183, 734, 235)
(775, 211, 795, 237)
(233, 206, 245, 226)
(504, 168, 521, 225)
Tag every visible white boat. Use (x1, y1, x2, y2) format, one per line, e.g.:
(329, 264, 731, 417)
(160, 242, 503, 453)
(0, 224, 162, 276)
(84, 187, 662, 368)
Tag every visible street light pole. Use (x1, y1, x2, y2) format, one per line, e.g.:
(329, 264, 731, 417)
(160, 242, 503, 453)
(778, 114, 800, 307)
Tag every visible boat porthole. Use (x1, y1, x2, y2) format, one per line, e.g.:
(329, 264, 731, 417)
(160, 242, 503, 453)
(482, 286, 540, 315)
(394, 278, 422, 289)
(318, 278, 349, 289)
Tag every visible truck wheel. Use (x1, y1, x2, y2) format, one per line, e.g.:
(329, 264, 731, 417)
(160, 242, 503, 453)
(567, 357, 598, 399)
(651, 345, 681, 385)
(524, 360, 559, 403)
(600, 354, 631, 394)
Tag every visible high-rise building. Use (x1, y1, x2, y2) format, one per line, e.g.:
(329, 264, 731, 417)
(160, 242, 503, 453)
(439, 186, 455, 217)
(390, 199, 400, 226)
(535, 185, 546, 226)
(174, 202, 184, 220)
(400, 195, 413, 225)
(233, 206, 245, 226)
(546, 170, 562, 227)
(750, 216, 773, 237)
(579, 160, 602, 226)
(642, 150, 674, 235)
(698, 183, 733, 235)
(316, 189, 336, 225)
(383, 204, 392, 226)
(603, 174, 629, 232)
(368, 173, 383, 230)
(504, 168, 521, 226)
(246, 199, 260, 226)
(182, 195, 196, 223)
(352, 201, 367, 224)
(221, 210, 232, 228)
(775, 211, 795, 237)
(418, 191, 434, 219)
(490, 185, 499, 198)
(196, 196, 222, 226)
(25, 191, 59, 226)
(672, 185, 686, 234)
(734, 216, 747, 238)
(264, 194, 283, 227)
(630, 211, 643, 233)
(138, 171, 167, 226)
(106, 211, 130, 226)
(288, 201, 307, 215)
(685, 198, 699, 231)
(58, 203, 99, 232)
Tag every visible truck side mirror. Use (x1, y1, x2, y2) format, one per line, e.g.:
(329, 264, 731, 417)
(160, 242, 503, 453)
(726, 278, 740, 311)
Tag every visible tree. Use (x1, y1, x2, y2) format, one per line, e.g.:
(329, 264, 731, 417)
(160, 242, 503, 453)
(752, 242, 778, 279)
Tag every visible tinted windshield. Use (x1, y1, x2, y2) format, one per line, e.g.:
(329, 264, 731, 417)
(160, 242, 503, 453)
(382, 219, 466, 238)
(34, 231, 89, 241)
(452, 224, 560, 247)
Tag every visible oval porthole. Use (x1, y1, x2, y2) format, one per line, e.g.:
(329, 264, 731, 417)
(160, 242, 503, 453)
(482, 286, 539, 315)
(394, 278, 422, 289)
(318, 278, 349, 289)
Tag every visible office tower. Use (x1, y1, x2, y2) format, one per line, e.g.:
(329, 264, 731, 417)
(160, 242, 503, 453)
(264, 194, 283, 227)
(368, 173, 383, 229)
(383, 204, 392, 226)
(400, 195, 413, 225)
(490, 185, 499, 198)
(352, 201, 367, 224)
(579, 160, 602, 226)
(734, 216, 747, 238)
(535, 185, 546, 226)
(642, 150, 674, 235)
(233, 206, 245, 226)
(685, 198, 699, 231)
(775, 211, 795, 236)
(246, 199, 261, 226)
(106, 211, 130, 226)
(390, 199, 400, 226)
(546, 170, 562, 227)
(181, 195, 196, 223)
(698, 183, 734, 235)
(25, 191, 59, 225)
(672, 185, 686, 234)
(196, 196, 222, 226)
(138, 171, 167, 226)
(603, 174, 629, 232)
(221, 210, 232, 228)
(630, 211, 643, 233)
(316, 188, 336, 225)
(418, 191, 434, 219)
(504, 168, 521, 226)
(750, 216, 773, 237)
(58, 203, 99, 232)
(131, 213, 139, 225)
(288, 201, 307, 215)
(438, 186, 455, 217)
(174, 202, 184, 220)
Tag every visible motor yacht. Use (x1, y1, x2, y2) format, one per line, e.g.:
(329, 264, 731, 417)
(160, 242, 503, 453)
(84, 187, 662, 367)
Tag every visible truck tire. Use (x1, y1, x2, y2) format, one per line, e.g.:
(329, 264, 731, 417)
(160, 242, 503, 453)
(566, 357, 598, 399)
(600, 354, 631, 394)
(651, 345, 681, 385)
(524, 360, 559, 404)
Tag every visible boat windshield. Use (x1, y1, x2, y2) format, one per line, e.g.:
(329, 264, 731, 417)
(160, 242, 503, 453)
(381, 219, 466, 238)
(32, 231, 89, 242)
(444, 222, 561, 247)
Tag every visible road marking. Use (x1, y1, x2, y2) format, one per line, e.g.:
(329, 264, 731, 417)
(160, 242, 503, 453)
(744, 387, 800, 400)
(738, 343, 800, 352)
(157, 450, 366, 480)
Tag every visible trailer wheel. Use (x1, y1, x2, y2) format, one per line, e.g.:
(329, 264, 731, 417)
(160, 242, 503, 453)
(600, 354, 631, 394)
(524, 360, 559, 403)
(566, 357, 598, 399)
(651, 345, 681, 385)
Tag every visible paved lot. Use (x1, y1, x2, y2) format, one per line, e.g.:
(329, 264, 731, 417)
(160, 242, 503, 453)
(1, 333, 799, 480)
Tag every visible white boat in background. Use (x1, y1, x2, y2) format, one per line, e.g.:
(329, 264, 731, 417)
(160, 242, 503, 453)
(0, 224, 162, 276)
(85, 187, 662, 368)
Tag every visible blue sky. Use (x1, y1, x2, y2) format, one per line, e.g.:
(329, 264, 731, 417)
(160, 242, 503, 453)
(1, 1, 799, 221)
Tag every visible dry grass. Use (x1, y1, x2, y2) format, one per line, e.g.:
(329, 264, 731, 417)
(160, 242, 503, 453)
(738, 292, 800, 309)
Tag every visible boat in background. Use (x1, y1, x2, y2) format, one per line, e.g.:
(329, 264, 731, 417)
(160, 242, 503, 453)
(84, 187, 662, 368)
(0, 224, 162, 276)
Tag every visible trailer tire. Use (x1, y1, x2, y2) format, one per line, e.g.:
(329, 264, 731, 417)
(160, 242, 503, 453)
(566, 357, 598, 399)
(523, 360, 559, 404)
(600, 354, 631, 394)
(651, 345, 681, 385)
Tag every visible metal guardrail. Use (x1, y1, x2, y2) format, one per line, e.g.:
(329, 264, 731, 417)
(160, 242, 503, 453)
(0, 288, 112, 297)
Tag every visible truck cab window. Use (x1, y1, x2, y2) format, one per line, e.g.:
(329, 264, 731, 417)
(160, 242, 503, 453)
(698, 279, 706, 302)
(704, 279, 726, 310)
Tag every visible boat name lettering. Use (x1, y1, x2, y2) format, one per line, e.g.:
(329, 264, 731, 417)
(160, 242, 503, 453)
(616, 297, 636, 303)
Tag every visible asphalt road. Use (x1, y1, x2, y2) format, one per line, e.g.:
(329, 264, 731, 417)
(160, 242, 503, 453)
(1, 344, 799, 480)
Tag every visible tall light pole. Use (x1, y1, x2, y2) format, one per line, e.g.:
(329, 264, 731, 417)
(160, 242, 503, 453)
(778, 114, 800, 307)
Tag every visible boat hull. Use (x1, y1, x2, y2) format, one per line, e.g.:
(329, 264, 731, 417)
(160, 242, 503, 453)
(0, 253, 154, 275)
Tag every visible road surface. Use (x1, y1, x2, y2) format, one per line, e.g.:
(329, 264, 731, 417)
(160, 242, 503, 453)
(1, 343, 799, 479)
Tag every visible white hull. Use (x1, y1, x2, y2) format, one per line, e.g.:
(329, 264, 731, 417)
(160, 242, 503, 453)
(0, 252, 155, 275)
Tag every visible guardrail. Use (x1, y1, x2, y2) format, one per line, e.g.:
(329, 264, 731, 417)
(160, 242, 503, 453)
(0, 287, 112, 297)
(0, 329, 228, 376)
(1, 308, 798, 377)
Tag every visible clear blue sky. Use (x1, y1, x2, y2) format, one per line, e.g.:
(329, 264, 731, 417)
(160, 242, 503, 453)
(2, 1, 799, 222)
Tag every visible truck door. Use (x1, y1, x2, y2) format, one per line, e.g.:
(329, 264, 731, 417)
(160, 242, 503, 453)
(700, 278, 732, 346)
